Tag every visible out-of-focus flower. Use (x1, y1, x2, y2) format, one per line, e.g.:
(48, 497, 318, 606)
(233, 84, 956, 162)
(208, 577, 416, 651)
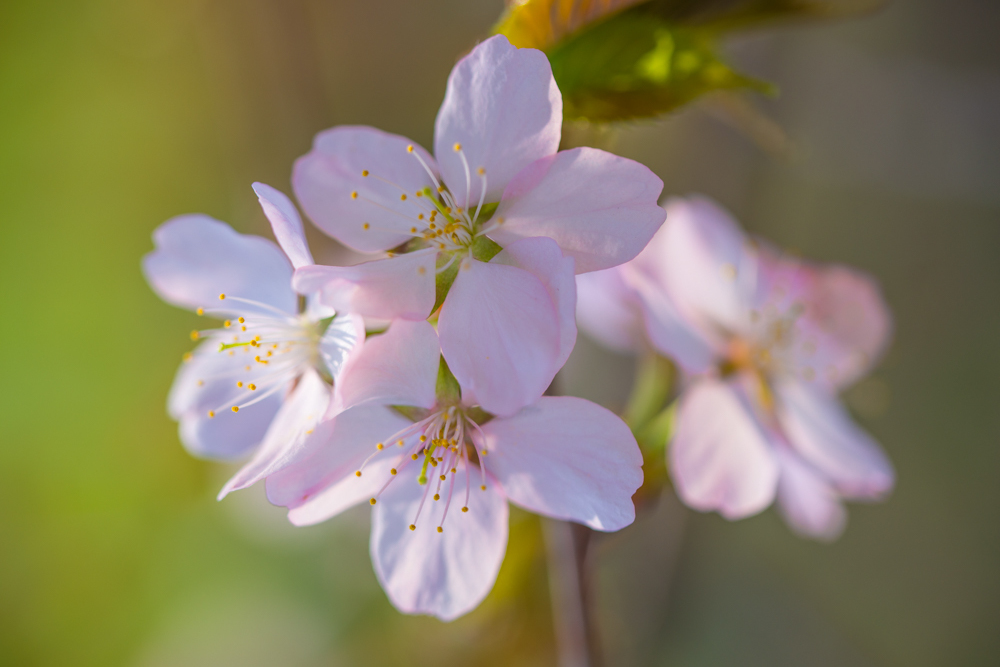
(142, 184, 364, 498)
(577, 196, 894, 540)
(264, 315, 642, 620)
(292, 34, 665, 417)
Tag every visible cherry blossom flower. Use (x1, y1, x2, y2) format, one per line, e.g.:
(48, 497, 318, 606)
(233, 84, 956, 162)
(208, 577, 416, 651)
(142, 183, 364, 499)
(291, 34, 665, 417)
(577, 196, 895, 540)
(264, 315, 642, 620)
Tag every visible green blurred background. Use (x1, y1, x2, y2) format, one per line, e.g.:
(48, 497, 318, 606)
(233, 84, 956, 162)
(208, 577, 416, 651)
(1, 0, 998, 665)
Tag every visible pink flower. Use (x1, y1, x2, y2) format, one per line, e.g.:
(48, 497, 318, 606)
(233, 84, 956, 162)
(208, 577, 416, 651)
(577, 196, 895, 540)
(142, 183, 364, 499)
(291, 34, 665, 417)
(264, 314, 643, 620)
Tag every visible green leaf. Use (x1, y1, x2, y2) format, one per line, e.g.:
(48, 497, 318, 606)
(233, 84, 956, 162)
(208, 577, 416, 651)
(436, 356, 462, 404)
(432, 254, 459, 314)
(547, 10, 772, 122)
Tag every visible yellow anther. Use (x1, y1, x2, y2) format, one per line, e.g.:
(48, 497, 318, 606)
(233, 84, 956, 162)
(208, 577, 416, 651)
(497, 217, 505, 225)
(190, 330, 200, 341)
(477, 167, 485, 176)
(428, 222, 436, 229)
(254, 336, 261, 342)
(207, 410, 215, 418)
(461, 507, 468, 513)
(355, 470, 362, 477)
(236, 381, 243, 388)
(183, 352, 193, 362)
(197, 380, 204, 386)
(439, 243, 446, 249)
(451, 468, 457, 473)
(444, 207, 452, 214)
(409, 524, 416, 531)
(415, 190, 423, 198)
(397, 440, 404, 447)
(266, 351, 272, 357)
(241, 326, 247, 331)
(219, 293, 226, 300)
(453, 143, 461, 151)
(390, 468, 397, 475)
(406, 144, 414, 153)
(437, 185, 445, 193)
(238, 317, 245, 323)
(411, 453, 418, 460)
(363, 222, 370, 230)
(224, 320, 231, 328)
(196, 307, 204, 316)
(481, 449, 487, 456)
(231, 406, 239, 413)
(419, 435, 427, 442)
(351, 191, 358, 199)
(433, 493, 440, 501)
(480, 485, 486, 491)
(369, 498, 376, 505)
(400, 193, 407, 201)
(248, 384, 256, 390)
(417, 266, 426, 276)
(376, 442, 384, 450)
(436, 526, 443, 533)
(362, 169, 369, 176)
(439, 474, 446, 481)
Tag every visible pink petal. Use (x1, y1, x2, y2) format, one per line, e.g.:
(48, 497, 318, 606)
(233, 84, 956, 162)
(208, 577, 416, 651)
(252, 182, 314, 269)
(218, 369, 331, 499)
(292, 249, 437, 321)
(774, 380, 894, 499)
(764, 257, 892, 389)
(168, 339, 287, 460)
(669, 377, 779, 519)
(660, 197, 758, 334)
(481, 396, 642, 531)
(575, 269, 645, 353)
(265, 404, 413, 523)
(491, 237, 577, 369)
(434, 35, 561, 206)
(438, 258, 559, 417)
(370, 465, 509, 621)
(318, 313, 366, 381)
(774, 447, 847, 541)
(489, 148, 665, 273)
(292, 126, 439, 253)
(333, 319, 440, 413)
(620, 265, 720, 374)
(142, 214, 295, 315)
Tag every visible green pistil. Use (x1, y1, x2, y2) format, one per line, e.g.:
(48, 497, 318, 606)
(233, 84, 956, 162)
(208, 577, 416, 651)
(417, 450, 431, 485)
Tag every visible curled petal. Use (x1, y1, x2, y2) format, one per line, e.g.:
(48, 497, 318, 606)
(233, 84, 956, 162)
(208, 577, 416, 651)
(293, 249, 437, 321)
(253, 182, 314, 269)
(293, 126, 439, 253)
(218, 369, 330, 499)
(670, 377, 779, 519)
(774, 380, 894, 499)
(434, 34, 561, 206)
(266, 404, 413, 524)
(334, 319, 440, 412)
(438, 258, 559, 417)
(482, 397, 641, 531)
(371, 466, 508, 621)
(142, 215, 295, 315)
(490, 148, 665, 273)
(491, 237, 577, 370)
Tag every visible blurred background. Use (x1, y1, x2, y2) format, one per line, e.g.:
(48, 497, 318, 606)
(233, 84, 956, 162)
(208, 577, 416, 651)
(1, 0, 998, 665)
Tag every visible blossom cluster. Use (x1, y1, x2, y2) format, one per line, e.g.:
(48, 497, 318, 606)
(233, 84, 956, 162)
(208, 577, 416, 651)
(143, 35, 894, 620)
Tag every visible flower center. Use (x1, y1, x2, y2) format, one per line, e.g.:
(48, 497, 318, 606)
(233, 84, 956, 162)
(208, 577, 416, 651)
(188, 294, 330, 417)
(355, 404, 491, 534)
(354, 143, 505, 261)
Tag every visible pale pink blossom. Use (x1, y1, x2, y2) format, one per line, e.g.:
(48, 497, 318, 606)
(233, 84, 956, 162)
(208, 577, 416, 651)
(142, 184, 364, 498)
(264, 316, 643, 620)
(577, 196, 894, 540)
(292, 34, 665, 417)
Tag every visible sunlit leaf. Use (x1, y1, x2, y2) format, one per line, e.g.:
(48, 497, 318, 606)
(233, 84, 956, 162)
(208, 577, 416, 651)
(495, 0, 649, 50)
(547, 10, 773, 121)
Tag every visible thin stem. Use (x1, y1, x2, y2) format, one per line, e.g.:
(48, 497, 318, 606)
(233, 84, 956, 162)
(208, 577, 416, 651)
(544, 519, 602, 667)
